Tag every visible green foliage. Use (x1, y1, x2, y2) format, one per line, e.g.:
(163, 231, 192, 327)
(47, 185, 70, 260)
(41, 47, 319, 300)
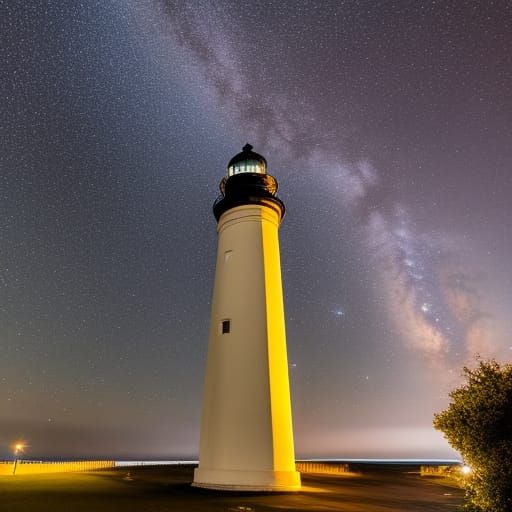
(434, 360, 512, 512)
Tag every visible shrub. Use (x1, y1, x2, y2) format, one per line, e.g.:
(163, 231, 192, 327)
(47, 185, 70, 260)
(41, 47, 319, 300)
(433, 360, 512, 512)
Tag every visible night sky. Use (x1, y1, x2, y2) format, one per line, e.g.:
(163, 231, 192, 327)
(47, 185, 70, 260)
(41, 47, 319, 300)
(1, 1, 511, 460)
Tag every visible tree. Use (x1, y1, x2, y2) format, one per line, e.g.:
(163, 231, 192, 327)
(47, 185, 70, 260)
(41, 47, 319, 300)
(433, 360, 512, 512)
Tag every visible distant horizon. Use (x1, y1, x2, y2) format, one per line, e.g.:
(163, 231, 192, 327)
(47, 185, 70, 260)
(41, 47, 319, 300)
(1, 457, 462, 464)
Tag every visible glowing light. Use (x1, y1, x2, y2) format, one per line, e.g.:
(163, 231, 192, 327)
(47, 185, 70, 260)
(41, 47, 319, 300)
(13, 442, 25, 454)
(421, 303, 430, 313)
(461, 465, 472, 475)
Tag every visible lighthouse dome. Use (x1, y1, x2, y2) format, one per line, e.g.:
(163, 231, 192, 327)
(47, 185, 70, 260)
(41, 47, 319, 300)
(227, 143, 267, 176)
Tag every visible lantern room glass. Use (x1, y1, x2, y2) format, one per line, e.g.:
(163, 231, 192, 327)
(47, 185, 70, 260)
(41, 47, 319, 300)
(228, 159, 266, 176)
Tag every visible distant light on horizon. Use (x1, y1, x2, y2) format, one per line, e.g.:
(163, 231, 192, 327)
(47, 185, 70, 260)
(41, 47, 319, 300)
(295, 427, 458, 460)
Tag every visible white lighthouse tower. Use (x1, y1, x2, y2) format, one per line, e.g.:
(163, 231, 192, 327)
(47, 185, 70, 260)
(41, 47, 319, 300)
(193, 144, 301, 491)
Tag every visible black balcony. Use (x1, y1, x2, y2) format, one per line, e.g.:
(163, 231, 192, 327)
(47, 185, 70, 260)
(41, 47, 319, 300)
(213, 173, 285, 222)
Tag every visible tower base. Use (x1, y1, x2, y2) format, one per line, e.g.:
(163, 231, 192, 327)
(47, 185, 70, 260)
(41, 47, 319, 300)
(192, 467, 301, 491)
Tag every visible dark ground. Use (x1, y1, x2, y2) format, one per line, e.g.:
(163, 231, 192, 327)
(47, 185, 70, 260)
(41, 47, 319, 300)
(0, 464, 464, 512)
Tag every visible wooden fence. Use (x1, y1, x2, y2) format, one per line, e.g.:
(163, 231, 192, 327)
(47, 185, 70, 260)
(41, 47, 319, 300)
(420, 465, 454, 476)
(296, 462, 349, 475)
(0, 460, 114, 476)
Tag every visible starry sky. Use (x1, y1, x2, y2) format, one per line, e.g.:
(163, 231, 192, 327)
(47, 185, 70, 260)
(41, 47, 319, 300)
(1, 0, 511, 460)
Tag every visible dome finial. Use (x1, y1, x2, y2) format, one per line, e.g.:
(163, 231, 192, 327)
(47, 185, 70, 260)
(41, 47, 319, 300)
(243, 143, 253, 152)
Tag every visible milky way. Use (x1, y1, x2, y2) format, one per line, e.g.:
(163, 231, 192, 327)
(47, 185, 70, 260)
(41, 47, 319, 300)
(1, 0, 511, 459)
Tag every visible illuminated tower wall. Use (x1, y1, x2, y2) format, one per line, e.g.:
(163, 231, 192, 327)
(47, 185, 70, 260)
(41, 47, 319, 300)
(193, 144, 301, 491)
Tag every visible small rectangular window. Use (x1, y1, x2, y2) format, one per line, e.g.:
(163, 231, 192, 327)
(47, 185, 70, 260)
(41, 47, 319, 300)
(221, 320, 230, 334)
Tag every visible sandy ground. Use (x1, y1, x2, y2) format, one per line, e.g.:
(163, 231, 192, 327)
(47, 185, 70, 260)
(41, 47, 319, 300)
(0, 464, 464, 512)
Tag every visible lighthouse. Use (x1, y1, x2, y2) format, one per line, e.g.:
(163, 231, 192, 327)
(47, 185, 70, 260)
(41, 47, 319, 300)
(193, 144, 301, 491)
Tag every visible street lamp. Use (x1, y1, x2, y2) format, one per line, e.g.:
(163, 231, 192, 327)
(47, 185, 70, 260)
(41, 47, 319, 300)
(12, 443, 25, 475)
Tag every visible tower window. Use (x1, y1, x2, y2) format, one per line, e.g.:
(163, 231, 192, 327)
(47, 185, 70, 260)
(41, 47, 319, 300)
(221, 320, 231, 334)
